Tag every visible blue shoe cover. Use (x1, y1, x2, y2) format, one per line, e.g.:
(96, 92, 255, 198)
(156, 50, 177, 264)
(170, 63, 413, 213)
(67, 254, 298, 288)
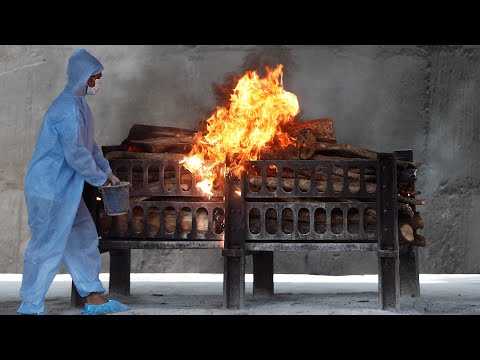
(81, 300, 130, 315)
(21, 312, 44, 315)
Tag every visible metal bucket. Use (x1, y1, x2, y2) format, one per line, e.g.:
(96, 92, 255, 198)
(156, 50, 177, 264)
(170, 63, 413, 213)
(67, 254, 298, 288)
(99, 181, 131, 216)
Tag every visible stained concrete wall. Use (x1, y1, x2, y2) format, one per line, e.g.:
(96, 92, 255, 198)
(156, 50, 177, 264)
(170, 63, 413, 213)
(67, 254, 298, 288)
(0, 45, 478, 274)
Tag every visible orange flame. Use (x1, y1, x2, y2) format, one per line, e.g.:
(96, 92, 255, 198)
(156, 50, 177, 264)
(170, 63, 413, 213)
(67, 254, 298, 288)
(181, 64, 299, 196)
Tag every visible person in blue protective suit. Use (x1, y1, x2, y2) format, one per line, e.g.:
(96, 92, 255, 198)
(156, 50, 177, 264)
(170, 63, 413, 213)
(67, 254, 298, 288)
(18, 48, 130, 315)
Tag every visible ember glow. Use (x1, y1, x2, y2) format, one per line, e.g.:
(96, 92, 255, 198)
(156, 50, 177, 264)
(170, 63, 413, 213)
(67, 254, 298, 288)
(181, 64, 300, 196)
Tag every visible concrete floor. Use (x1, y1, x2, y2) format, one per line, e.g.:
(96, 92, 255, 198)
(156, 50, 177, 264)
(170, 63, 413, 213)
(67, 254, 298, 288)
(1, 273, 479, 315)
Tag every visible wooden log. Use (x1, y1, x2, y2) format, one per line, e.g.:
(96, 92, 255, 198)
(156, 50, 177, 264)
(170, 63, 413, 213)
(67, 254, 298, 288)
(398, 195, 427, 206)
(135, 166, 377, 194)
(398, 203, 414, 217)
(398, 181, 416, 193)
(252, 209, 414, 242)
(106, 151, 186, 161)
(280, 118, 337, 144)
(398, 168, 417, 182)
(128, 135, 194, 153)
(117, 169, 191, 180)
(259, 144, 301, 160)
(122, 124, 196, 142)
(124, 207, 378, 232)
(150, 180, 191, 192)
(312, 154, 370, 162)
(274, 208, 377, 225)
(312, 142, 378, 160)
(114, 168, 191, 190)
(248, 175, 377, 193)
(110, 208, 372, 237)
(198, 120, 208, 136)
(412, 233, 427, 247)
(296, 130, 317, 159)
(313, 154, 419, 172)
(396, 160, 422, 170)
(259, 165, 377, 182)
(329, 167, 376, 181)
(104, 201, 426, 247)
(280, 164, 376, 182)
(405, 212, 424, 230)
(110, 207, 210, 235)
(399, 222, 414, 242)
(398, 189, 422, 197)
(98, 209, 113, 234)
(251, 217, 364, 235)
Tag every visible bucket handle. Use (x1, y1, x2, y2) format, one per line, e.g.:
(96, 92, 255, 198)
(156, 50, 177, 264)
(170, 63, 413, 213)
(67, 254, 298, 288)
(98, 181, 132, 191)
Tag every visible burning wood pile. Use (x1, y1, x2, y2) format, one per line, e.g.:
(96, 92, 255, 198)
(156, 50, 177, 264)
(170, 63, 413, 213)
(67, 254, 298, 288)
(104, 64, 426, 247)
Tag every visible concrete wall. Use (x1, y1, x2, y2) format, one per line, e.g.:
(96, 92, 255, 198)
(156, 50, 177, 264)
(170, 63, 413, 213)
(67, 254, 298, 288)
(0, 45, 478, 274)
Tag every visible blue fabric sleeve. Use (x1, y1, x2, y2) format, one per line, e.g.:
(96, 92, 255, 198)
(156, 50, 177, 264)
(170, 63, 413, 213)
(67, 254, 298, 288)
(93, 140, 112, 175)
(55, 113, 109, 187)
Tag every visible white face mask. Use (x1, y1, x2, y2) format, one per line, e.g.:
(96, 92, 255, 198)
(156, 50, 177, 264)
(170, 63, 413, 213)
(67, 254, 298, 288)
(86, 77, 102, 95)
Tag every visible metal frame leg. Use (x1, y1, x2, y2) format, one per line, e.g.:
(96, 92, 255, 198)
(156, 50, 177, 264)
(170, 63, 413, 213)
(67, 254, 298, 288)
(70, 282, 86, 308)
(223, 249, 246, 309)
(377, 153, 400, 311)
(222, 154, 246, 309)
(378, 252, 400, 310)
(253, 251, 274, 297)
(109, 249, 131, 296)
(399, 245, 420, 297)
(395, 149, 420, 298)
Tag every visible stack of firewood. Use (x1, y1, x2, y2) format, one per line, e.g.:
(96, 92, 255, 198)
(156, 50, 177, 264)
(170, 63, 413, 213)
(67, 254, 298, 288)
(103, 119, 426, 247)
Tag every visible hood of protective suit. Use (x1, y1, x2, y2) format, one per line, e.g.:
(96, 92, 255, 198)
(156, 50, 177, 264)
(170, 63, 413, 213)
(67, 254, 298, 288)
(65, 48, 104, 96)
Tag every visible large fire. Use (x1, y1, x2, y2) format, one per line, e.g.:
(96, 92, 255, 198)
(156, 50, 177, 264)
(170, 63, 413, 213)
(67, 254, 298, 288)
(181, 64, 300, 196)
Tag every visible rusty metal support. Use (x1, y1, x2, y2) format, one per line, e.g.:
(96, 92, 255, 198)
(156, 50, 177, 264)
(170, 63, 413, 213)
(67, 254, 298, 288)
(253, 251, 274, 297)
(395, 149, 420, 298)
(223, 249, 246, 309)
(109, 249, 131, 296)
(377, 153, 400, 311)
(70, 282, 86, 308)
(223, 155, 246, 309)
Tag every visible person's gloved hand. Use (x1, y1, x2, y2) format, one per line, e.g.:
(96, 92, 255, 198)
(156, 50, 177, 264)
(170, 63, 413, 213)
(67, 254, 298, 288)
(108, 173, 121, 185)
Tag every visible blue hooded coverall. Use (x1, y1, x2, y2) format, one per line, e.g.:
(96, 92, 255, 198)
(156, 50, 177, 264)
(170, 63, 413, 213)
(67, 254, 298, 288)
(18, 49, 112, 314)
